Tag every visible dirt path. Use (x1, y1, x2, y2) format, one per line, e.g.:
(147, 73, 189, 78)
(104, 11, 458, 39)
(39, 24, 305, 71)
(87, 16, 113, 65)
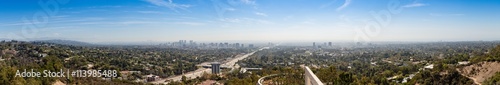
(457, 68, 481, 85)
(52, 80, 65, 85)
(457, 62, 500, 85)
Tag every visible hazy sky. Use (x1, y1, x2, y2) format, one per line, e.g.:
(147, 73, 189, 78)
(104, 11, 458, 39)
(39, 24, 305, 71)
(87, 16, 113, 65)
(1, 0, 499, 43)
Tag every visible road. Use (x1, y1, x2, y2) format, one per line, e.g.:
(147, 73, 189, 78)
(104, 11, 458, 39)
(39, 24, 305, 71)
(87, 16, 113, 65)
(225, 47, 268, 72)
(151, 47, 269, 84)
(258, 74, 280, 85)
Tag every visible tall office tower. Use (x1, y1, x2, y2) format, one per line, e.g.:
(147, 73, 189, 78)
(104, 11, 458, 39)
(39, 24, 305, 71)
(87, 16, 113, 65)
(313, 42, 316, 47)
(328, 42, 332, 47)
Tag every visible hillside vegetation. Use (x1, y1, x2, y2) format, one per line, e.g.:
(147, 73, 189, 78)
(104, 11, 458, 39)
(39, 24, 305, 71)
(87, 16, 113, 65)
(460, 45, 500, 84)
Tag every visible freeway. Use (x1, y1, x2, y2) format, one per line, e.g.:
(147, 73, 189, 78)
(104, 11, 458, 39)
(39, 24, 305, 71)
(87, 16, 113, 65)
(150, 47, 269, 84)
(225, 47, 268, 72)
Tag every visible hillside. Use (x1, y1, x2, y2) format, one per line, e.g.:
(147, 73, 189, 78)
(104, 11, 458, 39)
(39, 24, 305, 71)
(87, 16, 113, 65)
(458, 45, 500, 84)
(458, 62, 500, 84)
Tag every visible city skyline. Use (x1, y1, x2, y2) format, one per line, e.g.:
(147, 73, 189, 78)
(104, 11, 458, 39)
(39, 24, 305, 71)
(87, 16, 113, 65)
(1, 0, 500, 43)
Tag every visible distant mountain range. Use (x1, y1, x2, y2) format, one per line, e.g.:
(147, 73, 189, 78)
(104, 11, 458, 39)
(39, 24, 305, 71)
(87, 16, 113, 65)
(32, 39, 95, 46)
(0, 38, 12, 41)
(0, 38, 160, 46)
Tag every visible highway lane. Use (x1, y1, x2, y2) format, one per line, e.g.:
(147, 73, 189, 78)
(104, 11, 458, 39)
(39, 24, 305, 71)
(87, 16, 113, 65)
(151, 47, 268, 84)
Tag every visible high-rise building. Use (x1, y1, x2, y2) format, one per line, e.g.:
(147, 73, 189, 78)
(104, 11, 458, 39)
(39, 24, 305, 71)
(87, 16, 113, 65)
(211, 62, 221, 74)
(313, 42, 316, 47)
(328, 42, 332, 47)
(249, 44, 254, 48)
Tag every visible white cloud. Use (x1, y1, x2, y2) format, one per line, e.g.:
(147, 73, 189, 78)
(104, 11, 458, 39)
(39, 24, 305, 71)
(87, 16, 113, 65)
(336, 0, 352, 11)
(87, 5, 122, 9)
(53, 33, 60, 36)
(0, 22, 37, 26)
(219, 18, 272, 24)
(241, 0, 256, 5)
(283, 15, 294, 21)
(226, 8, 236, 11)
(137, 11, 165, 14)
(429, 13, 465, 16)
(120, 21, 161, 24)
(302, 21, 315, 25)
(76, 21, 161, 25)
(220, 18, 241, 23)
(1, 17, 105, 26)
(402, 3, 428, 8)
(242, 18, 273, 24)
(143, 0, 191, 12)
(255, 12, 267, 17)
(255, 19, 272, 24)
(172, 22, 205, 26)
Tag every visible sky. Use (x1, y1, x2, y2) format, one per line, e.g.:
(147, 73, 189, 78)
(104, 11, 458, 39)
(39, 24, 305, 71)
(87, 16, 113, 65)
(0, 0, 499, 43)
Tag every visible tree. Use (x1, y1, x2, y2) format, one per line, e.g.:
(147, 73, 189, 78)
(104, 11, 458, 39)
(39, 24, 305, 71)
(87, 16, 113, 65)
(484, 72, 500, 85)
(42, 56, 64, 71)
(339, 72, 354, 84)
(25, 78, 41, 85)
(181, 75, 187, 83)
(0, 66, 27, 85)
